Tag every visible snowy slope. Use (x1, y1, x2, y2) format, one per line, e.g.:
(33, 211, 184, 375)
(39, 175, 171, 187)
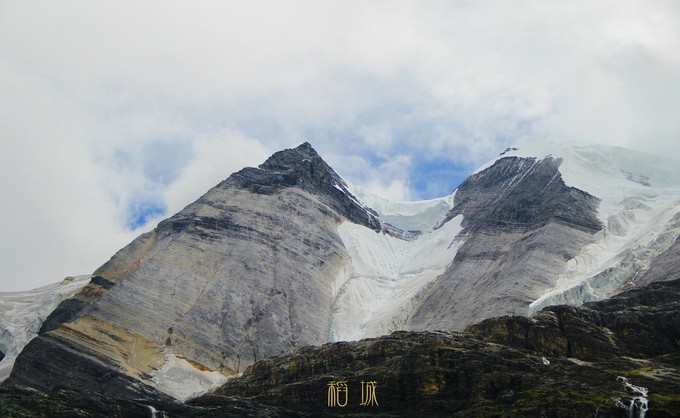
(0, 275, 90, 382)
(150, 353, 231, 401)
(5, 139, 678, 390)
(330, 188, 463, 341)
(350, 184, 455, 231)
(479, 138, 680, 312)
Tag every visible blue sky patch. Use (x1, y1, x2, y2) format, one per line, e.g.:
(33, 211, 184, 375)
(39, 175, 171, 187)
(411, 158, 475, 199)
(127, 201, 166, 230)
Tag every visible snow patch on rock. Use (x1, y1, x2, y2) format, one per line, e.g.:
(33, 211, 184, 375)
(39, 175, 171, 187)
(150, 352, 231, 401)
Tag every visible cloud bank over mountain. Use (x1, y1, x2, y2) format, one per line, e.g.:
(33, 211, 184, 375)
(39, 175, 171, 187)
(1, 0, 679, 290)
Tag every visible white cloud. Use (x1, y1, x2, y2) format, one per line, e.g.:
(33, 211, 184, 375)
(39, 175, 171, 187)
(1, 0, 679, 290)
(327, 153, 413, 202)
(362, 180, 412, 203)
(0, 65, 138, 291)
(164, 132, 272, 216)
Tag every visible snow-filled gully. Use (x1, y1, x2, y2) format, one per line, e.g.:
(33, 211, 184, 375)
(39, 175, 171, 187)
(330, 196, 462, 341)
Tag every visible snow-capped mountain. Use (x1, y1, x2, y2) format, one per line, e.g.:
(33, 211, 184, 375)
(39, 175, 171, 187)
(504, 139, 680, 312)
(335, 138, 679, 339)
(3, 139, 679, 403)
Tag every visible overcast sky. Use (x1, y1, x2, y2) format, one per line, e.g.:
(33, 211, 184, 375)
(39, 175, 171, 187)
(2, 1, 679, 291)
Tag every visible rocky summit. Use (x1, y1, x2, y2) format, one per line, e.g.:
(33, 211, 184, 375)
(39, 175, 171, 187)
(1, 139, 680, 416)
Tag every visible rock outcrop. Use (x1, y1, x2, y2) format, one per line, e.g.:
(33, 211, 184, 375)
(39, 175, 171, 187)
(3, 278, 678, 417)
(200, 278, 680, 417)
(468, 277, 680, 360)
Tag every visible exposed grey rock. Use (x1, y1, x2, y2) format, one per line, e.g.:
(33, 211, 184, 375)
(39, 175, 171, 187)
(440, 156, 601, 233)
(8, 334, 174, 401)
(637, 231, 680, 287)
(409, 157, 602, 330)
(6, 143, 375, 399)
(203, 279, 680, 417)
(224, 142, 380, 231)
(4, 279, 679, 416)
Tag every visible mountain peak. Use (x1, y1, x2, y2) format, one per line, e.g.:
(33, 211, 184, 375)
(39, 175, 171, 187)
(258, 141, 323, 172)
(296, 141, 314, 150)
(225, 142, 381, 231)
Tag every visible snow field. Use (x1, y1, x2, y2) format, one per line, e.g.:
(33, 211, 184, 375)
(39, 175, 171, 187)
(330, 210, 463, 341)
(0, 275, 91, 382)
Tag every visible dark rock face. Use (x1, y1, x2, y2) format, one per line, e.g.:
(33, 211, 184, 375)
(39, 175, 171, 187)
(225, 142, 380, 231)
(468, 278, 680, 361)
(581, 278, 680, 357)
(445, 156, 601, 233)
(200, 279, 680, 417)
(7, 335, 172, 401)
(4, 280, 679, 416)
(0, 385, 304, 418)
(408, 157, 603, 330)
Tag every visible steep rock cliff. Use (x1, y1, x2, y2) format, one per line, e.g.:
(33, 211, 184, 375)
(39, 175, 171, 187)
(5, 143, 376, 400)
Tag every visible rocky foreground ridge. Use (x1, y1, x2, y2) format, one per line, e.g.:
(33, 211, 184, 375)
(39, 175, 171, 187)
(2, 278, 679, 417)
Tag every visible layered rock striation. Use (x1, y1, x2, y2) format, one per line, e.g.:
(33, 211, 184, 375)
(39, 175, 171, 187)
(4, 278, 677, 417)
(5, 143, 378, 400)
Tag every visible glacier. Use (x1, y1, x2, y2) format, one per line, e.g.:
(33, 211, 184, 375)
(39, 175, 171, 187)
(330, 189, 463, 341)
(512, 139, 680, 312)
(0, 275, 90, 382)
